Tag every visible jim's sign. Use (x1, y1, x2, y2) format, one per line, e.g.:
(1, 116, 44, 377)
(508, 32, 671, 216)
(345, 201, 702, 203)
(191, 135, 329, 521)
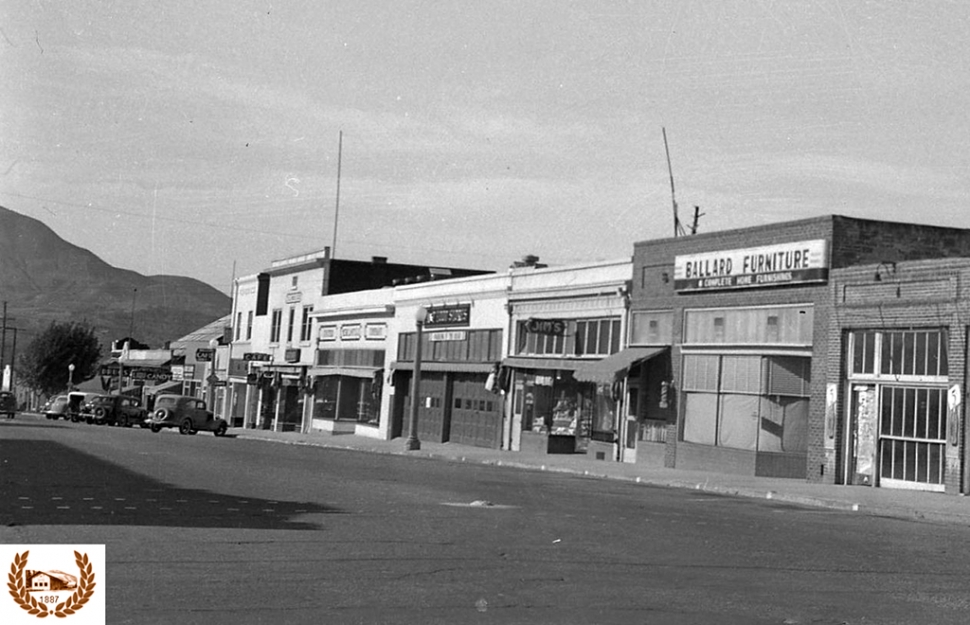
(674, 239, 829, 292)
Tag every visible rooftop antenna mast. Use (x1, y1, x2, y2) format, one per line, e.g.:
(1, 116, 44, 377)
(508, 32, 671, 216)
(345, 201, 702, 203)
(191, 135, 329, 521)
(331, 130, 343, 259)
(662, 127, 687, 237)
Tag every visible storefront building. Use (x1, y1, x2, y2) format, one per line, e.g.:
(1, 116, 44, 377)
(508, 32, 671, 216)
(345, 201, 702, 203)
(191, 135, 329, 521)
(309, 288, 393, 438)
(226, 272, 263, 429)
(633, 215, 970, 491)
(504, 259, 633, 460)
(226, 248, 494, 432)
(168, 315, 231, 413)
(831, 258, 970, 494)
(387, 273, 509, 448)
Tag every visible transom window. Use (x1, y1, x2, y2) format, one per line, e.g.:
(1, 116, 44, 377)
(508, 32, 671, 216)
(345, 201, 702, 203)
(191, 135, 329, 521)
(684, 305, 813, 346)
(630, 311, 673, 345)
(515, 317, 621, 357)
(849, 329, 948, 380)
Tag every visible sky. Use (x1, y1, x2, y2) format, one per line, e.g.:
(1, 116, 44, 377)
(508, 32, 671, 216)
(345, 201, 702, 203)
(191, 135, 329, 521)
(2, 1, 969, 293)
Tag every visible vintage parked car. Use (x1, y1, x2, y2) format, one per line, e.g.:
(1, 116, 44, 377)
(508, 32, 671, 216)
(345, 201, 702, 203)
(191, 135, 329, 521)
(84, 394, 148, 427)
(67, 391, 102, 423)
(150, 394, 228, 436)
(44, 395, 70, 420)
(0, 391, 16, 419)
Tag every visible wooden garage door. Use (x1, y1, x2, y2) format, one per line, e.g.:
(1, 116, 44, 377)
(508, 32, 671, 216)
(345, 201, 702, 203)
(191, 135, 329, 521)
(401, 372, 448, 443)
(449, 374, 502, 449)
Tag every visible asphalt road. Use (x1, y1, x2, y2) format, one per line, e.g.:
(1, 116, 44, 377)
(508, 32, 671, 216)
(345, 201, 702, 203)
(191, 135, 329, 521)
(3, 415, 970, 625)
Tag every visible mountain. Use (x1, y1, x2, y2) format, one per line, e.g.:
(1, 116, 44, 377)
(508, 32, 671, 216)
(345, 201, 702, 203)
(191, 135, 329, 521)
(0, 205, 230, 352)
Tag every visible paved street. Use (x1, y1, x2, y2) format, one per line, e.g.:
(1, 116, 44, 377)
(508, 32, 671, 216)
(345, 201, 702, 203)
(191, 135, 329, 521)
(3, 415, 970, 625)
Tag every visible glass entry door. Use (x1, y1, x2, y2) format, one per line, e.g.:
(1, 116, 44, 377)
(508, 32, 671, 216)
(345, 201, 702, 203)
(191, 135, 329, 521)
(877, 385, 945, 491)
(845, 329, 949, 491)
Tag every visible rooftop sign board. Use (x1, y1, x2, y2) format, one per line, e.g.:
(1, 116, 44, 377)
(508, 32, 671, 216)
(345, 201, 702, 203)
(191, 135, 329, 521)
(674, 239, 829, 292)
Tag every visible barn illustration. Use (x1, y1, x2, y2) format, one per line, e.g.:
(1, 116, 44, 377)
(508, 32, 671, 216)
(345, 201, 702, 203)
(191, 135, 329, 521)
(26, 570, 78, 592)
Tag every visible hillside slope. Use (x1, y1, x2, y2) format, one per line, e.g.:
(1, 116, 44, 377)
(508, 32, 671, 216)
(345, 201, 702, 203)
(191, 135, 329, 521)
(0, 206, 230, 350)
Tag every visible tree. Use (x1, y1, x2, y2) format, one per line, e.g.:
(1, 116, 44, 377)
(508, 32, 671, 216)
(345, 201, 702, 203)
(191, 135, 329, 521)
(18, 321, 103, 396)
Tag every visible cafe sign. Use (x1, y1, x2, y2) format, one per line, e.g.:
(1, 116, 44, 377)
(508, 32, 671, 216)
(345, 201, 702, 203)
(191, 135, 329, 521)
(674, 239, 829, 292)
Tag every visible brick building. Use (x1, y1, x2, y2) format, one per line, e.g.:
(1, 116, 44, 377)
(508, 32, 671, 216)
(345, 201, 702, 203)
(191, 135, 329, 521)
(632, 215, 970, 494)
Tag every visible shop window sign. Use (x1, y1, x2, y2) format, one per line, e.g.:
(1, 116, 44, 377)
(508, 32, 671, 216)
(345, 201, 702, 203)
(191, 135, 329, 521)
(526, 318, 566, 335)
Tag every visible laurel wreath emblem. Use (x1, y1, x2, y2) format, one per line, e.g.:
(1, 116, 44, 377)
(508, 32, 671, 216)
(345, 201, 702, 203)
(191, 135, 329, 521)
(6, 551, 96, 619)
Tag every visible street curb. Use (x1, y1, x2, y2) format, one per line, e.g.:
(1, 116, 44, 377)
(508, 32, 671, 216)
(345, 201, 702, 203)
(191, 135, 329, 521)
(230, 430, 970, 525)
(232, 430, 865, 515)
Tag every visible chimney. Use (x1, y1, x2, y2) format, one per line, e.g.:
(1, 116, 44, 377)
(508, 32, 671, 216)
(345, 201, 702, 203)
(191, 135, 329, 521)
(511, 254, 545, 269)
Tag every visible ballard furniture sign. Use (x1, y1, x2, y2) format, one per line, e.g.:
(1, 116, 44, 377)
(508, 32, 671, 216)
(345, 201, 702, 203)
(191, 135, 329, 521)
(674, 239, 829, 292)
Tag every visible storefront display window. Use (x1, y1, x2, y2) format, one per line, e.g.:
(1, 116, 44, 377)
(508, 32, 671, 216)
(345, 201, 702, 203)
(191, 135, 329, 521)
(313, 375, 379, 425)
(591, 386, 617, 442)
(313, 376, 338, 420)
(682, 354, 809, 452)
(518, 371, 597, 448)
(342, 376, 379, 425)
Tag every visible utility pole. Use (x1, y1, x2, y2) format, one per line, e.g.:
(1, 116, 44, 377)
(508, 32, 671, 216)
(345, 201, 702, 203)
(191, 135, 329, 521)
(129, 288, 138, 338)
(0, 302, 14, 370)
(1, 302, 6, 368)
(690, 205, 705, 235)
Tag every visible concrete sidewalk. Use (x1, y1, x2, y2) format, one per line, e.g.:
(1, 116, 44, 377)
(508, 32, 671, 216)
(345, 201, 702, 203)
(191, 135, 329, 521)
(230, 427, 970, 527)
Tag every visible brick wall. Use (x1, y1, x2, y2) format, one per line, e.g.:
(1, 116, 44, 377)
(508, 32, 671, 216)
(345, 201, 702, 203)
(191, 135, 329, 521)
(832, 258, 970, 494)
(632, 215, 970, 489)
(633, 217, 836, 477)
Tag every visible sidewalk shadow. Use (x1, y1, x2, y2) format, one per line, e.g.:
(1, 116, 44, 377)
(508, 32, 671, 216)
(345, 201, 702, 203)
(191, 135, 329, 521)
(0, 440, 339, 530)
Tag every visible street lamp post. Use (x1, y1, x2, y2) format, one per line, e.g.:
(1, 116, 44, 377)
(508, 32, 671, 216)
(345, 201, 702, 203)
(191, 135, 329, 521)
(405, 306, 428, 451)
(67, 363, 75, 391)
(207, 338, 219, 416)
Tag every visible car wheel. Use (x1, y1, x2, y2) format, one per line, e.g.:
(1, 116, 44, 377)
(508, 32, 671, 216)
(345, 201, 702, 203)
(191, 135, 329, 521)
(178, 419, 193, 435)
(85, 417, 93, 425)
(214, 422, 228, 437)
(150, 424, 162, 433)
(118, 414, 129, 428)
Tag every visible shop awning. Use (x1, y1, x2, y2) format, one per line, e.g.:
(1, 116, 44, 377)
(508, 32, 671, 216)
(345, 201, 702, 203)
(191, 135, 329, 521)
(502, 357, 586, 371)
(391, 361, 495, 373)
(572, 347, 668, 384)
(145, 380, 183, 396)
(310, 366, 380, 379)
(118, 358, 171, 369)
